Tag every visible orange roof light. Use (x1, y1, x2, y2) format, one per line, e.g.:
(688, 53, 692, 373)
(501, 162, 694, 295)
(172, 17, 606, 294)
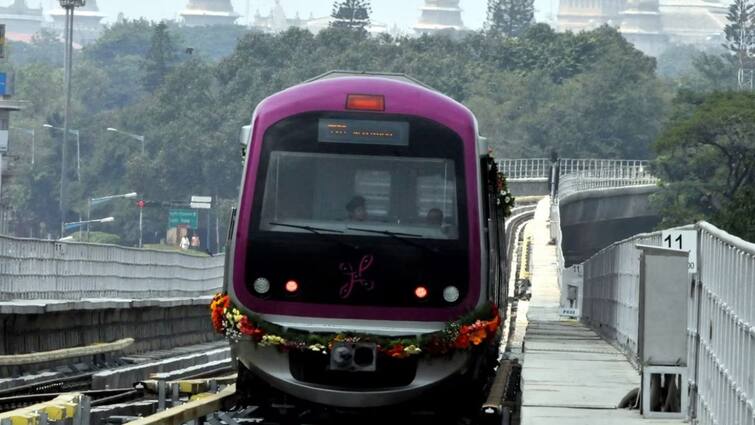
(346, 94, 385, 112)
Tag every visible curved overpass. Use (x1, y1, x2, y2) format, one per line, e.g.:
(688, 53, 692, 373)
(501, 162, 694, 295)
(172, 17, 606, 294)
(559, 185, 659, 266)
(501, 158, 660, 266)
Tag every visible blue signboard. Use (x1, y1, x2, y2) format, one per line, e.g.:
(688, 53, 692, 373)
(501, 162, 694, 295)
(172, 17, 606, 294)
(0, 73, 7, 96)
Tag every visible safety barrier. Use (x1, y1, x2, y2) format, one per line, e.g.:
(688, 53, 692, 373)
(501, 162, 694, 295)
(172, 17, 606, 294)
(580, 223, 755, 424)
(0, 235, 224, 300)
(581, 230, 664, 363)
(694, 223, 755, 425)
(498, 158, 655, 182)
(558, 158, 652, 177)
(498, 158, 551, 180)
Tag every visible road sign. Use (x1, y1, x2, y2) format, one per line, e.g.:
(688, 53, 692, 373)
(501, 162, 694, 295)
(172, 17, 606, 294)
(169, 209, 198, 229)
(661, 229, 697, 273)
(0, 73, 7, 96)
(190, 202, 211, 209)
(191, 196, 212, 203)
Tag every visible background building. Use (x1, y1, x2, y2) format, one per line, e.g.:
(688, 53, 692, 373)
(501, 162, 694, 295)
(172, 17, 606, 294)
(415, 0, 467, 36)
(180, 0, 239, 27)
(0, 0, 43, 42)
(48, 0, 105, 45)
(557, 0, 727, 55)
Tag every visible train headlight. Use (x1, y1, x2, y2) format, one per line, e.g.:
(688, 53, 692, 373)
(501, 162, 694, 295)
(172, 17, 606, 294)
(252, 277, 270, 294)
(443, 286, 460, 303)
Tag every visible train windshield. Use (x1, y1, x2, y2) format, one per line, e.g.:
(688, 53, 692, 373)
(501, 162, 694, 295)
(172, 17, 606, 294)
(259, 152, 459, 239)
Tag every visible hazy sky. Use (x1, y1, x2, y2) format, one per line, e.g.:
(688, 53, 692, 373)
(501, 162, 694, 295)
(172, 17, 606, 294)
(35, 0, 555, 30)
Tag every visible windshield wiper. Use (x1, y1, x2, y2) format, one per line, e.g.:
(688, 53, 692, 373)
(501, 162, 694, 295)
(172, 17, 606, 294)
(269, 222, 359, 250)
(346, 227, 439, 253)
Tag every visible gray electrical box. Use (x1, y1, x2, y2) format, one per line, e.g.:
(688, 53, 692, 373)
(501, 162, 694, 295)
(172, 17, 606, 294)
(637, 244, 690, 366)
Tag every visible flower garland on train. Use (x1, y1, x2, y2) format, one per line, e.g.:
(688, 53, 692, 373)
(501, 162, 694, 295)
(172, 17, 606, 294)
(210, 293, 501, 359)
(497, 171, 515, 218)
(488, 149, 515, 218)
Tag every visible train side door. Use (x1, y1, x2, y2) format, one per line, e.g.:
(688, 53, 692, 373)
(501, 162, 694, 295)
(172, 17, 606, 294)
(481, 156, 504, 307)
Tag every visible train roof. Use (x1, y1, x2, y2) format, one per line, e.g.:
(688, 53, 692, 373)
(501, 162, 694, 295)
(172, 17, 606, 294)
(306, 70, 437, 92)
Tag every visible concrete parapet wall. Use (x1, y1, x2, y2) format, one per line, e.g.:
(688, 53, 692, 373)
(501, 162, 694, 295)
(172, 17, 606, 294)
(0, 299, 219, 356)
(0, 236, 224, 300)
(508, 178, 550, 197)
(559, 185, 660, 266)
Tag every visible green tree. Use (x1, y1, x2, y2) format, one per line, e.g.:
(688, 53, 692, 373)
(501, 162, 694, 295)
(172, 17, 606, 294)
(652, 91, 755, 241)
(330, 0, 371, 31)
(487, 0, 534, 37)
(724, 0, 755, 89)
(143, 21, 179, 92)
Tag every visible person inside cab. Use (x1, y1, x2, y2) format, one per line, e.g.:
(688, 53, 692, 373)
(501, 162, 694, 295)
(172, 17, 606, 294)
(426, 208, 443, 226)
(346, 196, 368, 221)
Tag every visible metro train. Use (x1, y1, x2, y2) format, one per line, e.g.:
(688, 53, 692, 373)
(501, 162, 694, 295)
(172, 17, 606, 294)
(218, 71, 508, 409)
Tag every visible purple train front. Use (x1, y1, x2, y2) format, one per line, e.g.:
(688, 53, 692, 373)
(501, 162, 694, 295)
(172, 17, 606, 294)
(224, 72, 507, 408)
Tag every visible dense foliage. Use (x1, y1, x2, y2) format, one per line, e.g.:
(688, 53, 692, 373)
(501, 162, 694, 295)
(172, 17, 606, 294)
(652, 91, 755, 241)
(4, 21, 672, 244)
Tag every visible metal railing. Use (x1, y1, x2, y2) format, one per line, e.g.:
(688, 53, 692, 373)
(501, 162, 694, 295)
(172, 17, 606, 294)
(0, 235, 224, 300)
(581, 230, 664, 363)
(498, 158, 654, 181)
(580, 223, 755, 424)
(694, 223, 755, 425)
(557, 166, 658, 201)
(498, 158, 551, 180)
(558, 158, 652, 176)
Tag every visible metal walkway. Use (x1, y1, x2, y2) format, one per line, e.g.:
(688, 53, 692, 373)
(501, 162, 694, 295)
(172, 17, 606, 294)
(519, 198, 684, 425)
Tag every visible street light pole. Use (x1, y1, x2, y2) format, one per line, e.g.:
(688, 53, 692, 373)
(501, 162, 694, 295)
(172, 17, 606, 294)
(87, 191, 137, 240)
(63, 216, 115, 238)
(106, 127, 145, 155)
(58, 0, 84, 237)
(74, 129, 80, 181)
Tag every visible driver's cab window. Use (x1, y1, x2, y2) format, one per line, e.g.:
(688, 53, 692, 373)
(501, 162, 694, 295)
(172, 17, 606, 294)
(259, 151, 459, 239)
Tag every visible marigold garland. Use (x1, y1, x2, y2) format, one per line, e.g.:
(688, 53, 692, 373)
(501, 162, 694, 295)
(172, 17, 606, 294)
(209, 293, 501, 359)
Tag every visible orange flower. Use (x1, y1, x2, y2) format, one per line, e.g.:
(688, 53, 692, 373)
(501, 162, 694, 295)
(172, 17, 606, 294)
(486, 313, 501, 333)
(470, 327, 487, 345)
(211, 308, 224, 333)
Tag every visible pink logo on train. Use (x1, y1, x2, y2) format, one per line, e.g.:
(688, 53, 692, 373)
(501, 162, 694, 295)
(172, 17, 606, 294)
(339, 255, 375, 299)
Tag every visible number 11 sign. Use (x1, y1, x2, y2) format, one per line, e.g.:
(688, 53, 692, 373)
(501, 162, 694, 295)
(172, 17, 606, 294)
(660, 229, 698, 273)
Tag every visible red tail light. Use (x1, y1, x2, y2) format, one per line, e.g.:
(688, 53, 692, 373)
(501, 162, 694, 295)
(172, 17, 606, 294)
(285, 280, 299, 293)
(414, 286, 429, 299)
(346, 94, 385, 111)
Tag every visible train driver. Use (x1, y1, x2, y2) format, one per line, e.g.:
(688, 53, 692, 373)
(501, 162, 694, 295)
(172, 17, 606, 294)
(346, 196, 368, 222)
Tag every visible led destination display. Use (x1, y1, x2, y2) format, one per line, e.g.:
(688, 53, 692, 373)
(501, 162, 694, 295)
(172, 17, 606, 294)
(318, 119, 409, 146)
